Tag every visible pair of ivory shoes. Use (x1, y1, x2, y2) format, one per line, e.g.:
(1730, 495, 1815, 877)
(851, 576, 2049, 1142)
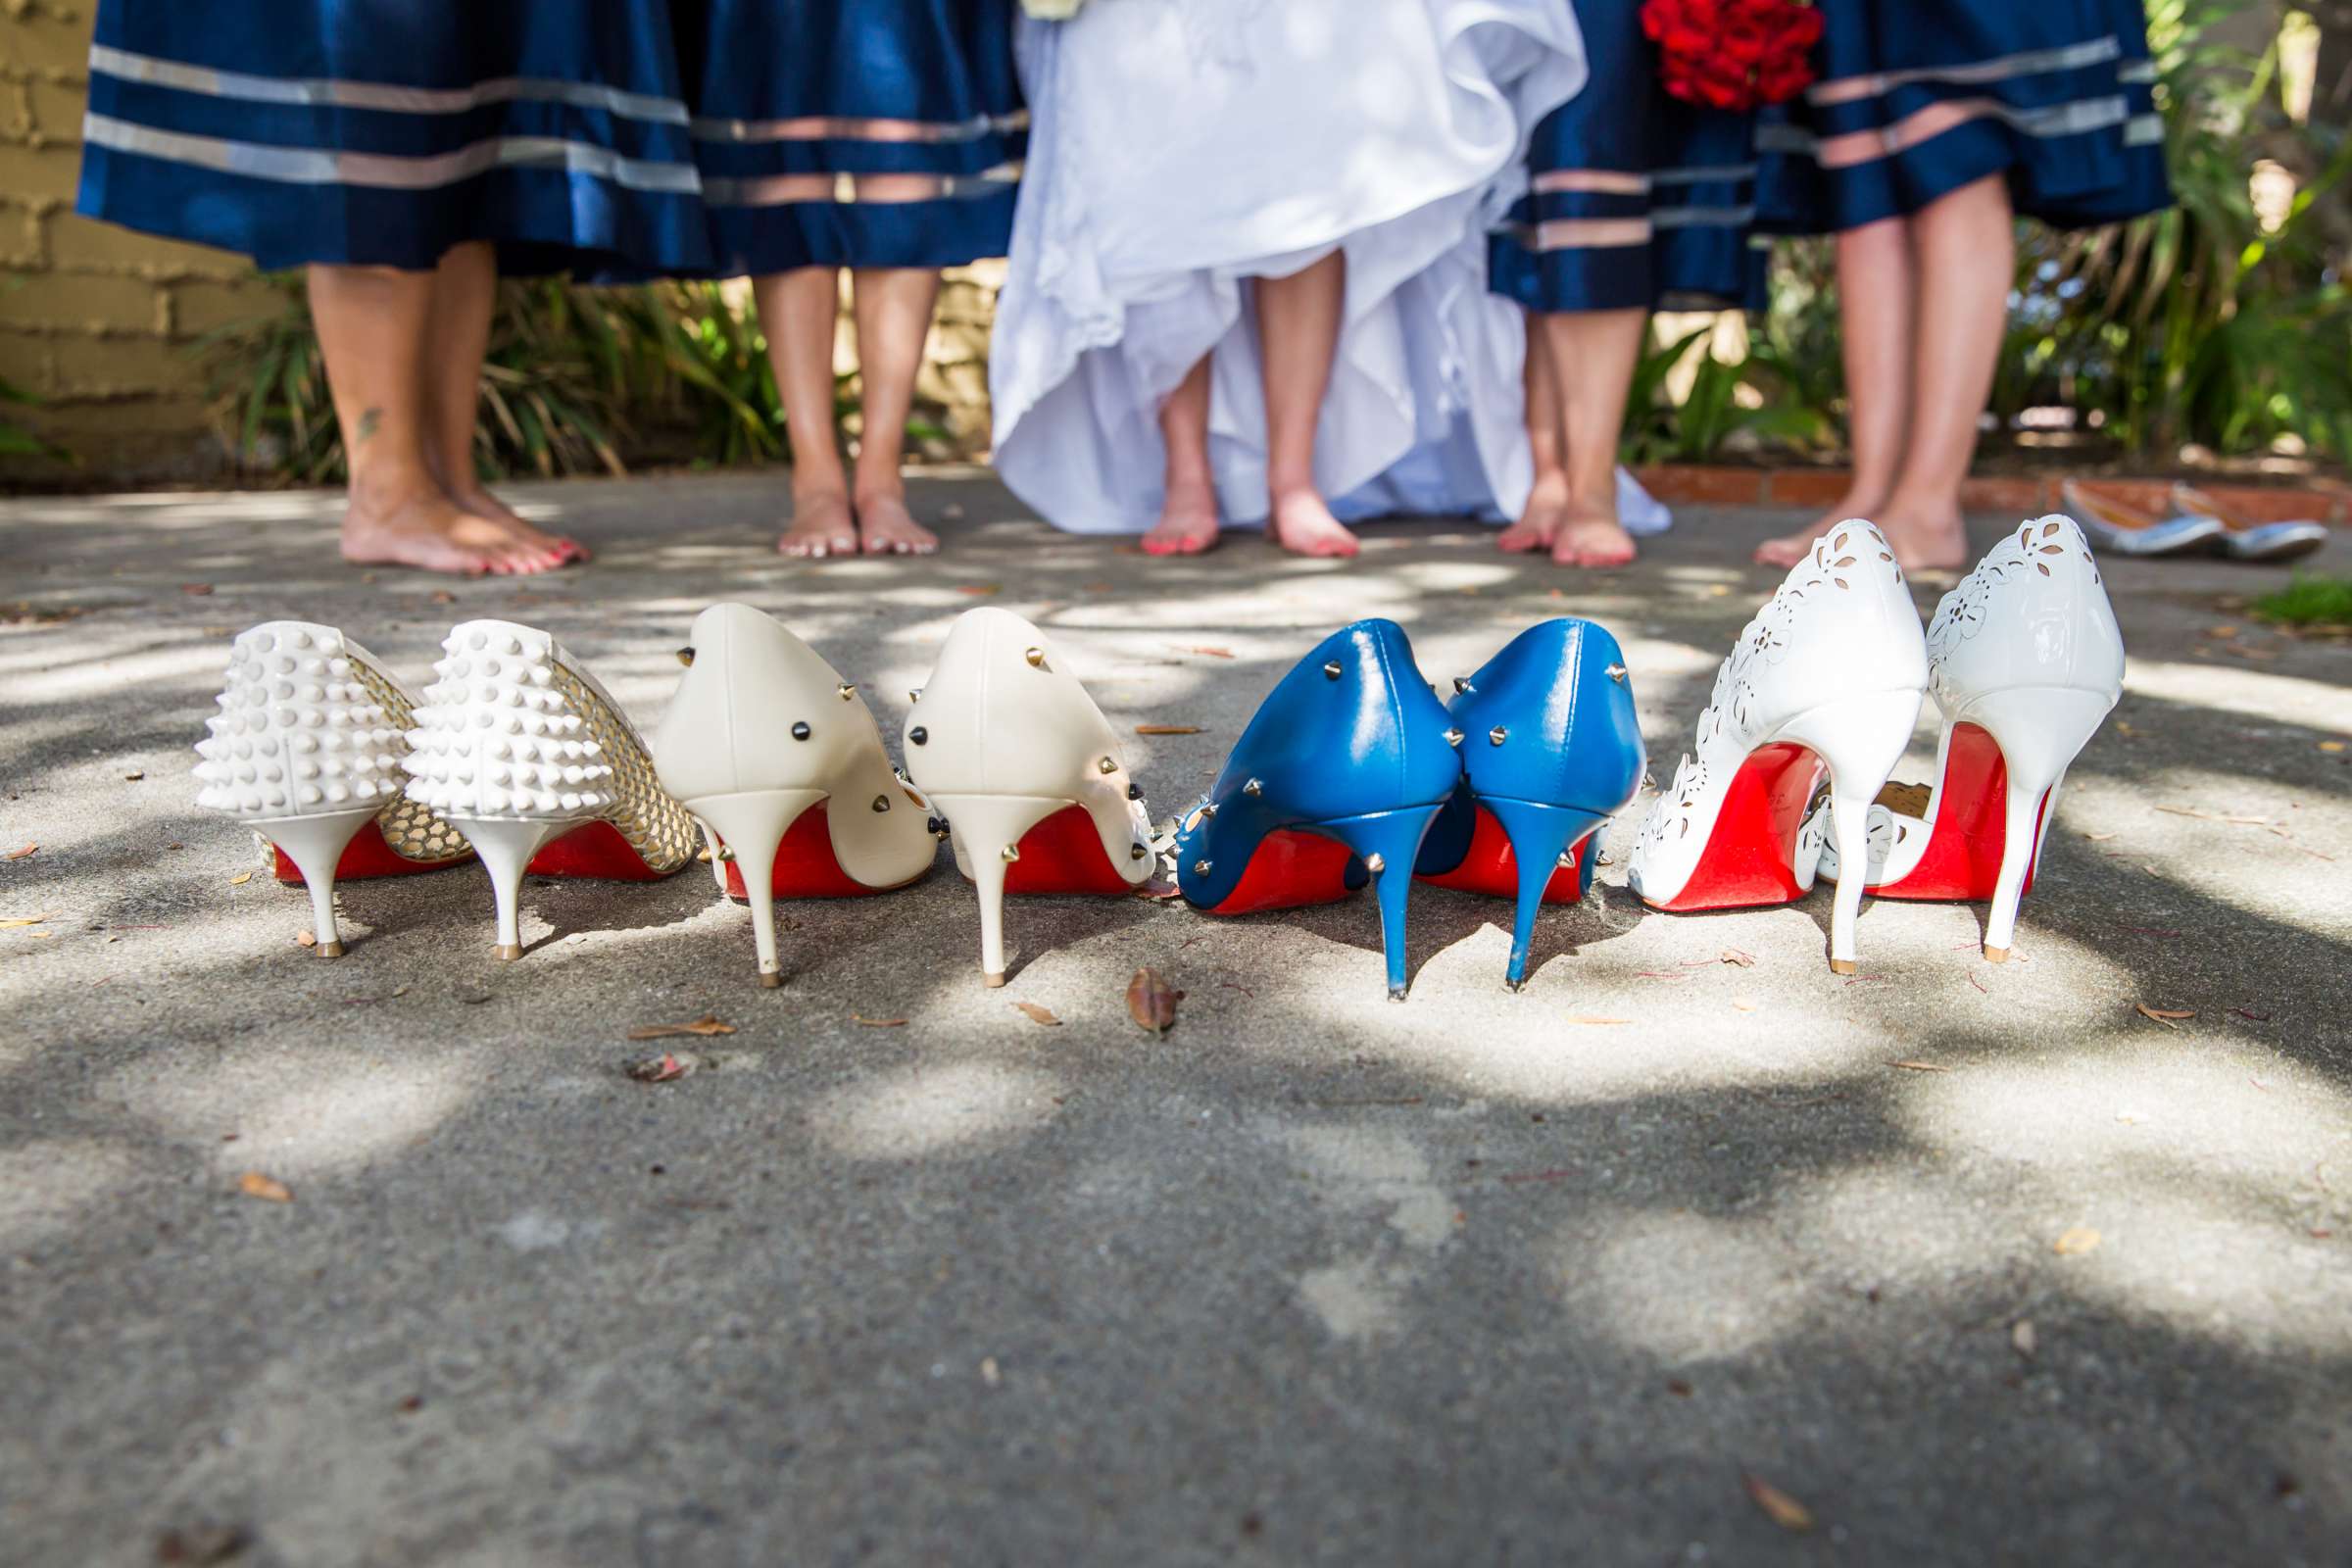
(197, 608, 1152, 985)
(650, 604, 1152, 986)
(197, 618, 701, 958)
(1626, 515, 2125, 971)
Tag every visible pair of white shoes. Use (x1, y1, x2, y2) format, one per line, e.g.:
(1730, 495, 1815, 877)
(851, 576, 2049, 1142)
(196, 608, 1153, 983)
(1626, 515, 2126, 971)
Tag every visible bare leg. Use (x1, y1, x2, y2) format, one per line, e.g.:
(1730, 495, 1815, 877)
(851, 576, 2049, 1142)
(1541, 307, 1646, 567)
(1755, 216, 1915, 565)
(420, 242, 584, 566)
(1143, 356, 1220, 555)
(753, 267, 858, 557)
(1498, 318, 1567, 553)
(315, 265, 556, 575)
(1255, 251, 1357, 558)
(850, 266, 942, 555)
(1874, 174, 2010, 572)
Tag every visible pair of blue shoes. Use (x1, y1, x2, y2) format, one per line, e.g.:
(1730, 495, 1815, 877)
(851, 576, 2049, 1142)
(1172, 619, 1645, 999)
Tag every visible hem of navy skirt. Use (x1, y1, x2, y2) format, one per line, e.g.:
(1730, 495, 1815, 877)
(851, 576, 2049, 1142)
(77, 149, 710, 273)
(696, 194, 1016, 277)
(1753, 122, 2172, 235)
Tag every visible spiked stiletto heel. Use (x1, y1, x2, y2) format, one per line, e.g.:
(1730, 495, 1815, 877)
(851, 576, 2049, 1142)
(1412, 619, 1646, 990)
(1810, 515, 2125, 961)
(404, 619, 697, 958)
(649, 605, 935, 987)
(195, 620, 471, 955)
(1175, 619, 1463, 1001)
(1628, 522, 1928, 974)
(903, 609, 1154, 986)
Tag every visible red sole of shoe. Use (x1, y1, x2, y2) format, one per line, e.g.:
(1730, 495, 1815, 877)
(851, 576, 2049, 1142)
(1002, 804, 1137, 896)
(270, 818, 467, 884)
(1196, 827, 1361, 916)
(1650, 742, 1824, 911)
(1414, 803, 1581, 903)
(1864, 723, 2046, 903)
(525, 819, 671, 881)
(717, 799, 917, 900)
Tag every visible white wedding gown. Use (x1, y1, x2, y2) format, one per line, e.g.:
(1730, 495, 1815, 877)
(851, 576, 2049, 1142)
(989, 0, 1669, 538)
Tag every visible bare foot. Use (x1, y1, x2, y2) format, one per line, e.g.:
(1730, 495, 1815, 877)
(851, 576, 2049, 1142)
(340, 477, 574, 576)
(1143, 479, 1221, 556)
(1498, 471, 1566, 554)
(1269, 487, 1359, 559)
(1878, 508, 1968, 573)
(778, 490, 857, 558)
(1755, 494, 1885, 568)
(1551, 510, 1637, 568)
(443, 480, 589, 565)
(856, 491, 940, 556)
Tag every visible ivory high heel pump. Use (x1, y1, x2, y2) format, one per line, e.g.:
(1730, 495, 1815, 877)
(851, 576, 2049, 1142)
(1174, 619, 1461, 1001)
(648, 604, 935, 987)
(902, 608, 1154, 985)
(1809, 514, 2125, 960)
(196, 620, 471, 955)
(1627, 521, 1928, 974)
(1412, 619, 1646, 990)
(404, 619, 698, 958)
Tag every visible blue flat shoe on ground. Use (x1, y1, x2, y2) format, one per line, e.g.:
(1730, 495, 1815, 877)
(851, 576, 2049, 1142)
(1413, 619, 1647, 989)
(1173, 619, 1463, 1000)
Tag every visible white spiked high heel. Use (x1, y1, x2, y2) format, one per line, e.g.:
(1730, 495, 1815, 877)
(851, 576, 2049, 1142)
(195, 620, 470, 955)
(902, 608, 1154, 986)
(404, 619, 698, 958)
(1810, 514, 2125, 960)
(648, 604, 936, 987)
(1627, 520, 1928, 973)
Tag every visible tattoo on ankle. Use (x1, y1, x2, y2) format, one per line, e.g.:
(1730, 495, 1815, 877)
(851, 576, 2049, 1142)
(355, 408, 382, 443)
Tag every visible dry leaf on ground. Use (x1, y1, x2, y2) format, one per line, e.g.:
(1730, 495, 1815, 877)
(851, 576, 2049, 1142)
(2320, 741, 2345, 754)
(1731, 997, 1759, 1012)
(0, 914, 50, 928)
(1719, 948, 1756, 967)
(2134, 1004, 2194, 1029)
(1127, 967, 1182, 1032)
(294, 930, 317, 949)
(1134, 724, 1203, 736)
(123, 770, 145, 781)
(625, 1015, 735, 1041)
(2011, 1320, 2037, 1357)
(1010, 1002, 1061, 1026)
(226, 870, 253, 886)
(956, 583, 1002, 596)
(1742, 1473, 1814, 1532)
(623, 1053, 690, 1083)
(2053, 1225, 2101, 1256)
(237, 1171, 292, 1202)
(852, 1014, 908, 1027)
(1888, 1059, 1949, 1073)
(178, 583, 213, 596)
(1173, 645, 1235, 659)
(1568, 1015, 1630, 1026)
(5, 844, 36, 860)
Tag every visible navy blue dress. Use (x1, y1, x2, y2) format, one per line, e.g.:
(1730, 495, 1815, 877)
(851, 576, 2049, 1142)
(1755, 0, 2171, 234)
(682, 0, 1024, 274)
(75, 1, 708, 275)
(1489, 1, 1766, 315)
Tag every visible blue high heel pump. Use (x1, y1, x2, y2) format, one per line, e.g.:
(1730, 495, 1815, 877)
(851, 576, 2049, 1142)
(1172, 619, 1463, 1000)
(1413, 619, 1646, 990)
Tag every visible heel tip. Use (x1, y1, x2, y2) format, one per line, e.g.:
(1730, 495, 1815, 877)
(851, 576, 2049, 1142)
(494, 943, 523, 961)
(1504, 978, 1526, 994)
(314, 940, 345, 958)
(1387, 985, 1408, 1003)
(1983, 945, 2009, 963)
(759, 971, 782, 989)
(1828, 957, 1857, 975)
(982, 971, 1006, 989)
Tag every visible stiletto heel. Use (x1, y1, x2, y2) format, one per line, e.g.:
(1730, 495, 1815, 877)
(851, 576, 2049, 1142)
(408, 619, 697, 956)
(1629, 522, 1928, 974)
(462, 816, 564, 959)
(195, 620, 472, 954)
(650, 606, 936, 986)
(1411, 618, 1645, 990)
(903, 610, 1154, 985)
(1177, 619, 1463, 1000)
(1317, 806, 1447, 1001)
(924, 793, 1071, 985)
(1808, 517, 2125, 962)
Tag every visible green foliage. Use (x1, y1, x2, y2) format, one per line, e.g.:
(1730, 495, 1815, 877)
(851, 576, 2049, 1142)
(0, 372, 68, 464)
(2252, 572, 2352, 629)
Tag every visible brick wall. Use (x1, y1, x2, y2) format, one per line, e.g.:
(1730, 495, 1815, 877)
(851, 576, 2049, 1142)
(0, 0, 278, 479)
